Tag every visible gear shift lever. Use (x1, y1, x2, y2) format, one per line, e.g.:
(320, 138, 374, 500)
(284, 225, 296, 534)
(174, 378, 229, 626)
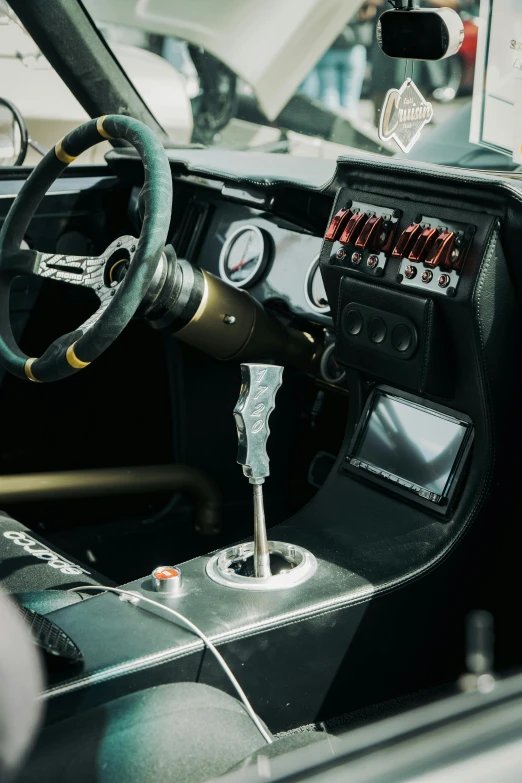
(207, 365, 315, 589)
(233, 363, 283, 578)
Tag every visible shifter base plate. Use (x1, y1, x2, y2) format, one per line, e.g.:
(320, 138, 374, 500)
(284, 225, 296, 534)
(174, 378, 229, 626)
(206, 541, 317, 591)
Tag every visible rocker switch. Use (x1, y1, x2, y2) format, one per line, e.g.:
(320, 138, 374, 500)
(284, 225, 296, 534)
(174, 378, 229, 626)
(325, 207, 352, 242)
(339, 212, 368, 245)
(355, 215, 383, 250)
(424, 230, 456, 268)
(408, 227, 439, 263)
(392, 223, 423, 258)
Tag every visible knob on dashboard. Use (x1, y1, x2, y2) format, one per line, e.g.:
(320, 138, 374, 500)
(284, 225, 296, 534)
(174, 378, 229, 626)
(339, 212, 368, 245)
(325, 207, 353, 242)
(408, 227, 439, 263)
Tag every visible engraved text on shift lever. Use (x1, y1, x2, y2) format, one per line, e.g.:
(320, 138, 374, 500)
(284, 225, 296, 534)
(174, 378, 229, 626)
(234, 364, 283, 481)
(234, 364, 283, 577)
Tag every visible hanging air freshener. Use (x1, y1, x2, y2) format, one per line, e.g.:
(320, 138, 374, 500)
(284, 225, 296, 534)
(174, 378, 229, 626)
(378, 77, 433, 154)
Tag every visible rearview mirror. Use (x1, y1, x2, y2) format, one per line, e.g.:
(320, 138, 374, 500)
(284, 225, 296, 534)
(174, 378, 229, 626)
(0, 97, 28, 166)
(377, 8, 464, 61)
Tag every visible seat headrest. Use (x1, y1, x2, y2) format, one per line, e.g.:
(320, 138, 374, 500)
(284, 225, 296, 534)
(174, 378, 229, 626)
(0, 592, 43, 782)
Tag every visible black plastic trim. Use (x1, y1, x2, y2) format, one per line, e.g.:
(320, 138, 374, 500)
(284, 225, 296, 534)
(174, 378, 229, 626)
(8, 0, 169, 144)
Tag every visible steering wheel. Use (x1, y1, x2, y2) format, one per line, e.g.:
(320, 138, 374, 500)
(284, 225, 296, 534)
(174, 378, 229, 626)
(0, 115, 172, 383)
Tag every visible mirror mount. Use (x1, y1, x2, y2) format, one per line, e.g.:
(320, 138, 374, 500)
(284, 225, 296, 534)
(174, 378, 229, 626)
(388, 0, 419, 8)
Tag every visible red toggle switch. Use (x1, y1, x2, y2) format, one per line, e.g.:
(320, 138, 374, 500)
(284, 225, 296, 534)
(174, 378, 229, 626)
(424, 230, 456, 268)
(325, 207, 353, 242)
(408, 227, 439, 263)
(392, 223, 423, 258)
(355, 215, 384, 250)
(339, 212, 367, 245)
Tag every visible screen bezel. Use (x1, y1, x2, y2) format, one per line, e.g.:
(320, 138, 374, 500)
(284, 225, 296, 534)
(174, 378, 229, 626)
(343, 386, 474, 516)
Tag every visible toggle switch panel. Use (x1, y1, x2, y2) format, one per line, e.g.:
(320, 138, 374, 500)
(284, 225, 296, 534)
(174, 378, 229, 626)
(325, 201, 401, 278)
(394, 216, 475, 296)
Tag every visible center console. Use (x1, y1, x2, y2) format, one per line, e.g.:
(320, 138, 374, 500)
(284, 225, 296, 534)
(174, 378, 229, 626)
(41, 160, 522, 735)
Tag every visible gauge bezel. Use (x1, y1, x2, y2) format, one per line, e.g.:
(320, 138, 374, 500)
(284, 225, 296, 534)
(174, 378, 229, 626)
(304, 255, 331, 314)
(218, 224, 271, 289)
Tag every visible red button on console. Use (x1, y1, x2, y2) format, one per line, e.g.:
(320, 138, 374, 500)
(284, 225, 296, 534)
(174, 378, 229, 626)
(154, 567, 180, 580)
(325, 207, 353, 242)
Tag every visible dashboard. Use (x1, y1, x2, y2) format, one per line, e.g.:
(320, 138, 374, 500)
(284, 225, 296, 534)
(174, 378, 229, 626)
(176, 195, 329, 325)
(165, 189, 346, 386)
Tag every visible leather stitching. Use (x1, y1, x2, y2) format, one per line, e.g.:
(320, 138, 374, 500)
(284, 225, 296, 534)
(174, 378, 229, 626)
(420, 298, 433, 392)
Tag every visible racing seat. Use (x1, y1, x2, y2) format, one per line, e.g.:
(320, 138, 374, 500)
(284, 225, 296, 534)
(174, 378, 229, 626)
(0, 592, 43, 783)
(0, 590, 333, 783)
(0, 512, 107, 613)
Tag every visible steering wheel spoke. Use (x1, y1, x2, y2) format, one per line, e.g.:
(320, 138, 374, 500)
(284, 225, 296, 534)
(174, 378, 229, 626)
(37, 251, 105, 292)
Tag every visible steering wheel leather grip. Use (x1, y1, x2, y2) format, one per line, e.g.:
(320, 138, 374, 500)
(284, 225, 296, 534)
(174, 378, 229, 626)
(0, 115, 173, 382)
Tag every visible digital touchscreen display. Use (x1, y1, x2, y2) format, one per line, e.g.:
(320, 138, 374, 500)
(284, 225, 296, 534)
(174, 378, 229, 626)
(355, 393, 469, 496)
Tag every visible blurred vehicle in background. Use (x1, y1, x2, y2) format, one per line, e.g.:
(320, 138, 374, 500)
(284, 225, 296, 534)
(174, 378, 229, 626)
(418, 6, 479, 103)
(0, 0, 485, 166)
(0, 1, 192, 164)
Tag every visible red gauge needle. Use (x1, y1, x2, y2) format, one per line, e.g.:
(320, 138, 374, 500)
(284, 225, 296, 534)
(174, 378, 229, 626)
(231, 258, 250, 272)
(231, 232, 254, 272)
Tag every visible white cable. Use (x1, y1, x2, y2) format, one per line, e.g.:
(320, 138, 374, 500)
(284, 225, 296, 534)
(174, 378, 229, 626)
(70, 585, 273, 744)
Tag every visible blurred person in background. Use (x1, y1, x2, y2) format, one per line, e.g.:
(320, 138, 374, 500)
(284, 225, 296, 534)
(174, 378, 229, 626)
(300, 1, 378, 119)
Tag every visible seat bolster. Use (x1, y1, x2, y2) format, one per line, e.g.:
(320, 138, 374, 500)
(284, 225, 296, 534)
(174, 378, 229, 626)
(14, 589, 85, 614)
(0, 512, 108, 598)
(19, 683, 268, 783)
(0, 592, 44, 783)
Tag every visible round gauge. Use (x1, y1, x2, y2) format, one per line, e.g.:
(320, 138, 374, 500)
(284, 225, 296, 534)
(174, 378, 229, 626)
(219, 225, 270, 288)
(304, 256, 330, 314)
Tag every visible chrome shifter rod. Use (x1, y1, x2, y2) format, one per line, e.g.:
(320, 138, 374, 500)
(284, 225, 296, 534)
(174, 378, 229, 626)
(233, 363, 284, 578)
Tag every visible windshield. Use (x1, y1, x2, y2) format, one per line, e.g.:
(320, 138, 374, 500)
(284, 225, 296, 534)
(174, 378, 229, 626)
(1, 0, 516, 172)
(88, 0, 513, 171)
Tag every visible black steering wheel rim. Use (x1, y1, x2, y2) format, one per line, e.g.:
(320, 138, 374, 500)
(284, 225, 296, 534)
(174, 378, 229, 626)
(0, 114, 173, 383)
